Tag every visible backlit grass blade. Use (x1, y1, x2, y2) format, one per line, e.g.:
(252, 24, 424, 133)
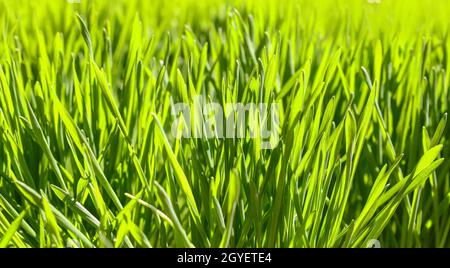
(0, 210, 27, 248)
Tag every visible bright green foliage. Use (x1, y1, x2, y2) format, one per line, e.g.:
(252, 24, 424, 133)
(0, 0, 450, 248)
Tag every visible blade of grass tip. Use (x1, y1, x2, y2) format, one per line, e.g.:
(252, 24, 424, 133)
(364, 159, 444, 245)
(430, 113, 447, 147)
(414, 145, 443, 177)
(76, 14, 93, 58)
(378, 145, 444, 205)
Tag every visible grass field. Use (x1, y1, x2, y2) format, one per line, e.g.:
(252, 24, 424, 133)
(1, 0, 450, 248)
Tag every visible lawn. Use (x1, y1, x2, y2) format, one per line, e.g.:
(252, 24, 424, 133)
(0, 0, 450, 248)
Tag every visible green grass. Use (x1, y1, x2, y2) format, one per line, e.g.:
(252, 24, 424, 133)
(1, 0, 450, 248)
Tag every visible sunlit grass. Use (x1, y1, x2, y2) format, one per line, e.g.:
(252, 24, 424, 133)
(0, 0, 450, 248)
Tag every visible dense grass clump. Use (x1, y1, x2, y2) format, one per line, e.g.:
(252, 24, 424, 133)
(1, 0, 450, 248)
